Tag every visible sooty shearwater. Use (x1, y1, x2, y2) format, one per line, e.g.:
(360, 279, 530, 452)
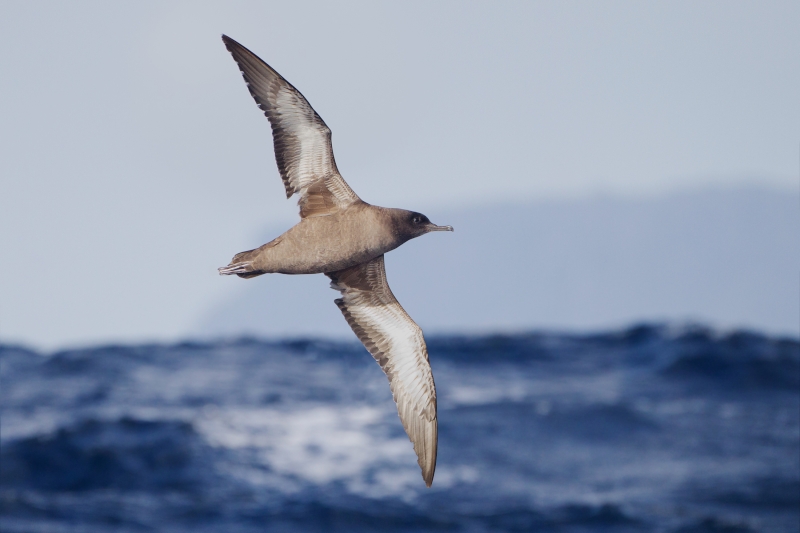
(217, 35, 453, 486)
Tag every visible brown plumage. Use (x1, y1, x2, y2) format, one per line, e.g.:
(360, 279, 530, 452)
(217, 35, 452, 486)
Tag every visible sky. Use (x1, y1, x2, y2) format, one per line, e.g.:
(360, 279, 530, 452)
(1, 1, 798, 350)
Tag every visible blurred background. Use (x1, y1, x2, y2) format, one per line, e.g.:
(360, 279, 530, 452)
(1, 2, 798, 532)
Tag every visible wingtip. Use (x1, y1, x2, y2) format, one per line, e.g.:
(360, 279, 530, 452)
(221, 34, 242, 53)
(418, 424, 437, 488)
(421, 456, 436, 487)
(221, 34, 234, 54)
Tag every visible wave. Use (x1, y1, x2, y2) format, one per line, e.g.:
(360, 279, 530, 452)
(1, 324, 798, 532)
(1, 418, 215, 493)
(662, 329, 800, 390)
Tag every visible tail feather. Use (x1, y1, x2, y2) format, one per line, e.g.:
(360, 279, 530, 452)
(218, 249, 263, 278)
(218, 262, 253, 276)
(218, 238, 282, 279)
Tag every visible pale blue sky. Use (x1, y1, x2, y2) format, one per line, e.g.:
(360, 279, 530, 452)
(1, 2, 798, 349)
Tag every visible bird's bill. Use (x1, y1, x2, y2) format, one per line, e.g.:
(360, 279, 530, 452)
(427, 223, 454, 232)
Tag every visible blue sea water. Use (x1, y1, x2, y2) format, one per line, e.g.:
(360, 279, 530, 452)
(1, 324, 798, 532)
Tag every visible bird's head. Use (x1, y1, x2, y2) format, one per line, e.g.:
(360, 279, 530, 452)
(393, 210, 454, 242)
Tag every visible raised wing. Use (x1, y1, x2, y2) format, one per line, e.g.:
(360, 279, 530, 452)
(326, 255, 437, 486)
(222, 35, 360, 218)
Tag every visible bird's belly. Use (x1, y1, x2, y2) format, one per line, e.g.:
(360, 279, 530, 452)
(257, 216, 392, 274)
(272, 246, 379, 274)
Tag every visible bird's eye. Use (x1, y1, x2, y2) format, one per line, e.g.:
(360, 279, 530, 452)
(412, 216, 422, 224)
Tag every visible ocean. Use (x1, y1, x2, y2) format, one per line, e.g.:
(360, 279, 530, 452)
(2, 324, 798, 532)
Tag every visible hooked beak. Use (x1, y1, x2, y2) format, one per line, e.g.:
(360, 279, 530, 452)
(427, 223, 454, 232)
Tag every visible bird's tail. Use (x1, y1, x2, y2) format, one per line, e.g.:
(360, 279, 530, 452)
(218, 249, 263, 279)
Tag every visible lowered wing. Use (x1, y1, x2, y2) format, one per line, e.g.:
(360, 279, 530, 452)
(326, 255, 437, 486)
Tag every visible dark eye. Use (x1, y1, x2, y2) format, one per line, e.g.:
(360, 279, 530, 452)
(412, 215, 422, 224)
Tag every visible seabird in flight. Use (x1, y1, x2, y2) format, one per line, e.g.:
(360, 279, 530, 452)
(217, 35, 453, 487)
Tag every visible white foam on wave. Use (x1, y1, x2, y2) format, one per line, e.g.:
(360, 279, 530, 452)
(445, 371, 626, 408)
(447, 384, 528, 406)
(195, 403, 437, 497)
(0, 410, 63, 442)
